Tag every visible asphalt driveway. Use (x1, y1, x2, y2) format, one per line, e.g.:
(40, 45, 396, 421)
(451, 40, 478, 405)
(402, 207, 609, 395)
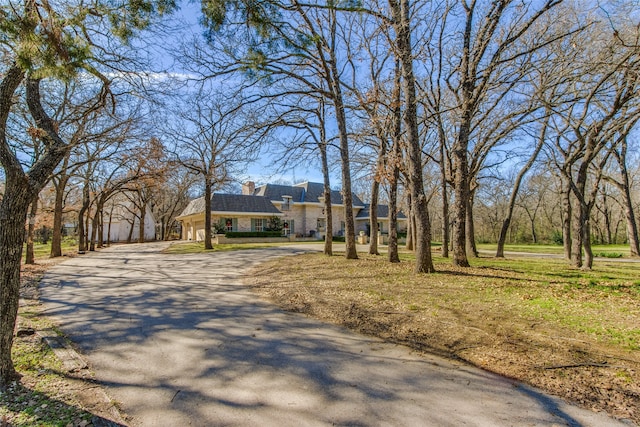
(40, 242, 628, 426)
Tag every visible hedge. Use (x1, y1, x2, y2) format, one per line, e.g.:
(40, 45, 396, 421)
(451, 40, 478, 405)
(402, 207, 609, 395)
(225, 231, 284, 238)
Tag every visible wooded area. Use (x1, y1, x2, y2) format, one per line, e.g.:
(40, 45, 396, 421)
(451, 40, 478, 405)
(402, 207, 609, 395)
(1, 0, 639, 386)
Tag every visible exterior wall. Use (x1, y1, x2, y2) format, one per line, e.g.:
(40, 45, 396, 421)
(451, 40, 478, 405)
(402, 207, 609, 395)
(280, 204, 316, 237)
(96, 208, 156, 242)
(179, 204, 376, 241)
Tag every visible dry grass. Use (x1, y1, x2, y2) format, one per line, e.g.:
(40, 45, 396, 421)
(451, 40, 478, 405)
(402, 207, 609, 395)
(247, 252, 640, 424)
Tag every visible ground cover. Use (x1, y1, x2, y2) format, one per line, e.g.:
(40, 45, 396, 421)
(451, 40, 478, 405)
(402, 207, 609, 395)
(247, 251, 640, 424)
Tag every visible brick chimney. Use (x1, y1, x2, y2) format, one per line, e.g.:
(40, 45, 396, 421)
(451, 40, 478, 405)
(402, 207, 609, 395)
(242, 181, 255, 195)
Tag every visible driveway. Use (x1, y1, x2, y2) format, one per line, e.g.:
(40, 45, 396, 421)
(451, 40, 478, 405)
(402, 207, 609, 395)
(40, 242, 627, 426)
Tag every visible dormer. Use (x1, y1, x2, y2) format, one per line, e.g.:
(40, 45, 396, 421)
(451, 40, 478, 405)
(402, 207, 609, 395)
(281, 195, 292, 211)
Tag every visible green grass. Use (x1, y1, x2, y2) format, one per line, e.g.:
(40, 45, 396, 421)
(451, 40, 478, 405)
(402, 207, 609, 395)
(24, 238, 77, 260)
(476, 243, 631, 257)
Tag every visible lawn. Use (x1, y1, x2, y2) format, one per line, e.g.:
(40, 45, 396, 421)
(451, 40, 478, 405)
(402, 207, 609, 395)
(25, 238, 78, 259)
(477, 242, 631, 257)
(247, 250, 640, 423)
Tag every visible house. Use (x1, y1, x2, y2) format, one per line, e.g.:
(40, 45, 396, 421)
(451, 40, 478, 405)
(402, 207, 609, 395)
(87, 199, 157, 243)
(355, 204, 408, 236)
(176, 181, 406, 241)
(177, 193, 283, 241)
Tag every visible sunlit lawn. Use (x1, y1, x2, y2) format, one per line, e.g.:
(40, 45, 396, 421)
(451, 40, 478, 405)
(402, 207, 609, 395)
(305, 251, 640, 350)
(24, 238, 78, 260)
(476, 242, 631, 257)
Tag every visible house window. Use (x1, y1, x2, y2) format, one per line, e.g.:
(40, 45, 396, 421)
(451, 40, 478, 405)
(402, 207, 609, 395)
(253, 218, 264, 232)
(225, 218, 234, 232)
(317, 218, 325, 231)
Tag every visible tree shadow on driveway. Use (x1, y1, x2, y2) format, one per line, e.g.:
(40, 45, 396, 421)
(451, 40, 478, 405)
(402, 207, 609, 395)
(39, 243, 623, 427)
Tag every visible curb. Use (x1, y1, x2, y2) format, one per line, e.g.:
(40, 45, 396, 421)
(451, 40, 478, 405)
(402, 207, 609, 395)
(36, 329, 129, 427)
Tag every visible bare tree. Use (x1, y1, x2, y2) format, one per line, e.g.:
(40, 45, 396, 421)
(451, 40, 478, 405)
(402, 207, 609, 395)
(605, 135, 640, 256)
(166, 88, 264, 249)
(439, 0, 573, 267)
(549, 20, 640, 268)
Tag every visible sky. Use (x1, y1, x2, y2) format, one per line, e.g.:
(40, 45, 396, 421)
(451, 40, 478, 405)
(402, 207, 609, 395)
(154, 2, 336, 188)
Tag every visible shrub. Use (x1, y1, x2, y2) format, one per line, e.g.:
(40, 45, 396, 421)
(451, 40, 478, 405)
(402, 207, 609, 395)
(595, 252, 623, 258)
(224, 231, 284, 238)
(551, 230, 563, 245)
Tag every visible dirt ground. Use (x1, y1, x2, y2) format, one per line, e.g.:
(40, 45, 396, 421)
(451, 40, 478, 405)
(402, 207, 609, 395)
(247, 253, 640, 425)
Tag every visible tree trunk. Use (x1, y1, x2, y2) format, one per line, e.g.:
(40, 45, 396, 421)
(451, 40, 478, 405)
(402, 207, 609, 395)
(89, 208, 99, 251)
(25, 195, 38, 265)
(388, 170, 400, 263)
(50, 173, 68, 257)
(465, 194, 478, 258)
(440, 164, 450, 258)
(570, 200, 583, 268)
(405, 193, 414, 251)
(127, 219, 135, 243)
(613, 138, 640, 257)
(204, 180, 213, 249)
(0, 183, 32, 385)
(328, 41, 357, 259)
(529, 211, 538, 244)
(0, 65, 26, 386)
(392, 0, 434, 273)
(388, 79, 402, 264)
(452, 135, 471, 267)
(582, 208, 594, 269)
(561, 175, 572, 261)
(368, 177, 380, 256)
(50, 154, 70, 257)
(77, 182, 90, 253)
(622, 187, 640, 257)
(138, 198, 146, 243)
(319, 134, 333, 256)
(601, 193, 613, 245)
(107, 204, 115, 245)
(97, 210, 104, 248)
(2, 74, 71, 387)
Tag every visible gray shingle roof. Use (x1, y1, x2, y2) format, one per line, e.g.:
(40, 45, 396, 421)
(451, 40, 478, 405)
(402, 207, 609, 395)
(177, 197, 206, 218)
(255, 181, 365, 207)
(356, 204, 407, 219)
(177, 194, 281, 217)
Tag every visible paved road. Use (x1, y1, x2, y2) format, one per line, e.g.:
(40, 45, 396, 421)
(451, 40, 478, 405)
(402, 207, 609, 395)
(40, 242, 629, 426)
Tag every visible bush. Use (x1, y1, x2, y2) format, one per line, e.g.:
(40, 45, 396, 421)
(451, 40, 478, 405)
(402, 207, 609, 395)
(595, 252, 623, 258)
(551, 230, 564, 245)
(225, 231, 284, 238)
